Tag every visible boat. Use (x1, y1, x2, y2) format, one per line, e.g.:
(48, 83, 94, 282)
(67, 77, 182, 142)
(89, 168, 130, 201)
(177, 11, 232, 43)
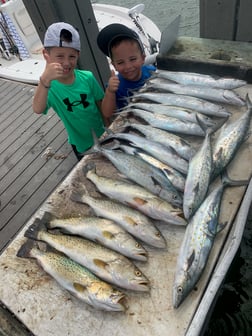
(0, 0, 161, 84)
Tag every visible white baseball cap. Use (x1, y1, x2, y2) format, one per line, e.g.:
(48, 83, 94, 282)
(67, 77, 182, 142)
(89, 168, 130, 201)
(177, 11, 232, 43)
(44, 22, 80, 51)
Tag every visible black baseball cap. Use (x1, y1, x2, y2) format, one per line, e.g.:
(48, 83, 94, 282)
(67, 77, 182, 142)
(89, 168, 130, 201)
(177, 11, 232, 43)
(97, 23, 144, 57)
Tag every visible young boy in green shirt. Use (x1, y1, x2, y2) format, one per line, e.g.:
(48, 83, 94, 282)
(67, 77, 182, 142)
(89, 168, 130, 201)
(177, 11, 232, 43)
(33, 22, 111, 161)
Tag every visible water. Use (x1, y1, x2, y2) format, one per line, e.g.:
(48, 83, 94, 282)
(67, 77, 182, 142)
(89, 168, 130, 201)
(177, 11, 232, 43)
(94, 0, 200, 37)
(94, 1, 252, 334)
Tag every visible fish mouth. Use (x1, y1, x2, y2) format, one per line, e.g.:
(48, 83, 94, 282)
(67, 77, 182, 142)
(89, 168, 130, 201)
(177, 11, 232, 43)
(135, 280, 150, 292)
(116, 296, 128, 311)
(135, 251, 148, 261)
(98, 294, 128, 312)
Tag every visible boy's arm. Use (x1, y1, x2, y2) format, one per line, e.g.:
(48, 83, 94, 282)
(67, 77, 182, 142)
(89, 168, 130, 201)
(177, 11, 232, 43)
(33, 53, 64, 114)
(33, 74, 51, 114)
(101, 70, 119, 118)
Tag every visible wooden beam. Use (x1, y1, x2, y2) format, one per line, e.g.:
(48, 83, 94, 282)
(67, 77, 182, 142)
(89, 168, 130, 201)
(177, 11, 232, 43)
(22, 0, 110, 88)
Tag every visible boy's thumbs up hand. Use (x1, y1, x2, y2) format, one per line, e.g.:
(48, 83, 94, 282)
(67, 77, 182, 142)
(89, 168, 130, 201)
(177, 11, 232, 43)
(107, 69, 119, 93)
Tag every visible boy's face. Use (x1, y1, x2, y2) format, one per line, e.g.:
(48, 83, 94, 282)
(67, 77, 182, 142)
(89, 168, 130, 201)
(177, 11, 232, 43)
(111, 40, 145, 81)
(43, 46, 79, 78)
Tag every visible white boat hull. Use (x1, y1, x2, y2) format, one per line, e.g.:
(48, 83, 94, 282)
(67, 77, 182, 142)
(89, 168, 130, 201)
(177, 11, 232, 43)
(0, 0, 161, 84)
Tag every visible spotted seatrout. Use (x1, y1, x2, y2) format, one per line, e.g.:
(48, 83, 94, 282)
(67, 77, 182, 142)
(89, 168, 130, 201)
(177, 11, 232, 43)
(24, 221, 150, 292)
(70, 190, 167, 248)
(46, 213, 148, 262)
(84, 163, 186, 226)
(17, 239, 127, 312)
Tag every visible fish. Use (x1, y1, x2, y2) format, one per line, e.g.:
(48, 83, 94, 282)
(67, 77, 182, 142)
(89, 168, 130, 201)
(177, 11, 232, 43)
(125, 122, 196, 160)
(144, 80, 245, 106)
(101, 132, 189, 175)
(17, 239, 127, 312)
(45, 213, 148, 262)
(183, 124, 213, 220)
(70, 189, 167, 248)
(84, 163, 187, 226)
(153, 70, 247, 89)
(173, 174, 248, 308)
(117, 144, 186, 192)
(24, 220, 150, 292)
(127, 108, 206, 136)
(127, 101, 217, 127)
(211, 94, 252, 180)
(132, 92, 231, 117)
(85, 130, 183, 207)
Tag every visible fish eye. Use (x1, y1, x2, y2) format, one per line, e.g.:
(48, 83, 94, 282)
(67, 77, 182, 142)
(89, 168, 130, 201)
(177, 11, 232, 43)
(177, 286, 183, 294)
(155, 232, 161, 237)
(135, 270, 142, 277)
(135, 242, 141, 248)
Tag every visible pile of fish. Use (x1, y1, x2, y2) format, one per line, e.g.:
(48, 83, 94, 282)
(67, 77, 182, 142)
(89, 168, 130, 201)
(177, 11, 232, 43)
(17, 70, 252, 313)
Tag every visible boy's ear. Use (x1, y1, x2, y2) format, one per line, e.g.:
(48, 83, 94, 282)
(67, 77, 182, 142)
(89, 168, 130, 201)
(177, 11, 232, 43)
(42, 48, 50, 61)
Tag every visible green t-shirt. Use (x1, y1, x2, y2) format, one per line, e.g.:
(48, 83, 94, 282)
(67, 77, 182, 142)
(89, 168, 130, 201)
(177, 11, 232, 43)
(44, 69, 105, 152)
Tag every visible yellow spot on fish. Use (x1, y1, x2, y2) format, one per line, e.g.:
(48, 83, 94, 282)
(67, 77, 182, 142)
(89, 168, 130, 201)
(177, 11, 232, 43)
(133, 197, 147, 206)
(73, 282, 87, 293)
(93, 259, 109, 269)
(102, 231, 115, 240)
(124, 216, 138, 226)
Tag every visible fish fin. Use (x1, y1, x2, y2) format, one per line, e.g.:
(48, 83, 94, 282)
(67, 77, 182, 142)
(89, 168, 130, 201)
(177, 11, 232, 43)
(24, 218, 46, 240)
(193, 182, 200, 194)
(124, 216, 138, 226)
(73, 282, 88, 293)
(16, 239, 35, 258)
(151, 176, 165, 188)
(216, 221, 227, 234)
(186, 250, 195, 271)
(93, 259, 109, 269)
(102, 230, 115, 240)
(132, 197, 148, 206)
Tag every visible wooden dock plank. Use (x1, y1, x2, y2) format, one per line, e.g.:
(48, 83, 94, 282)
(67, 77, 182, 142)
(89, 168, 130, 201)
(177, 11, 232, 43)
(0, 78, 78, 253)
(0, 113, 59, 180)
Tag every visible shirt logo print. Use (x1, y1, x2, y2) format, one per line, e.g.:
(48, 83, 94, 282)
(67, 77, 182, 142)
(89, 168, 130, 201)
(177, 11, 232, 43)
(63, 94, 90, 112)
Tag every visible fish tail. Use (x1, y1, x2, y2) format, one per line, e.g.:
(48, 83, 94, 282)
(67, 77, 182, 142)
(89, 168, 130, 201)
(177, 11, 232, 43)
(213, 116, 229, 133)
(246, 93, 252, 108)
(82, 162, 96, 177)
(221, 170, 249, 187)
(196, 113, 218, 135)
(81, 129, 101, 155)
(24, 218, 46, 240)
(16, 239, 35, 259)
(41, 211, 55, 228)
(70, 190, 85, 204)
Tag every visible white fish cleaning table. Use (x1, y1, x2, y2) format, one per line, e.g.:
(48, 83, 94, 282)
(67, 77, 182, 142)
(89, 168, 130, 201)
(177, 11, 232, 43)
(0, 85, 251, 335)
